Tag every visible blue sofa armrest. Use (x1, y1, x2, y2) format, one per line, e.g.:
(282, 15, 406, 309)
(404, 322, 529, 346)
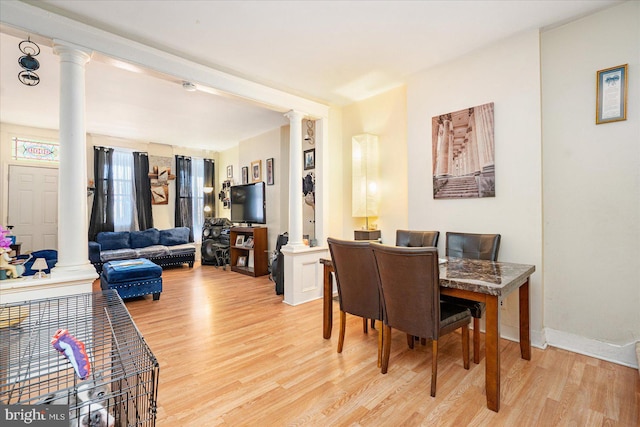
(89, 241, 102, 263)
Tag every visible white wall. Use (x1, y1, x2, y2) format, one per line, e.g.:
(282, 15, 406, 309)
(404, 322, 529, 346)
(541, 0, 639, 360)
(406, 30, 544, 343)
(341, 86, 408, 243)
(238, 127, 284, 252)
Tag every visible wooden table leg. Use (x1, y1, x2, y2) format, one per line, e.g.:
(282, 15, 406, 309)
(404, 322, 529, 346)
(519, 279, 531, 360)
(323, 264, 333, 339)
(485, 295, 500, 412)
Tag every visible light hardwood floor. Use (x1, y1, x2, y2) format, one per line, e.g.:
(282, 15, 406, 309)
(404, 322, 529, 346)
(95, 263, 639, 426)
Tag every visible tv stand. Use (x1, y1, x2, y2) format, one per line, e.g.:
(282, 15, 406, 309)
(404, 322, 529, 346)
(229, 226, 268, 277)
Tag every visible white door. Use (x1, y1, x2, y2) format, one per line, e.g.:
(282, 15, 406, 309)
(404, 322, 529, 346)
(8, 165, 59, 252)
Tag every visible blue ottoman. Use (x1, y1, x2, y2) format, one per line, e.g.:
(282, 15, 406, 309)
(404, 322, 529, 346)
(101, 259, 163, 301)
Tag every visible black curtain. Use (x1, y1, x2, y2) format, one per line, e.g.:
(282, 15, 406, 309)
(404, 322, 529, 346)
(133, 152, 154, 230)
(204, 158, 215, 218)
(88, 147, 114, 241)
(174, 155, 194, 241)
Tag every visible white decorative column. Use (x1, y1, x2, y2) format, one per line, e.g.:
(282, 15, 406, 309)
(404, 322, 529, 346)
(281, 110, 329, 306)
(284, 110, 306, 248)
(52, 41, 94, 273)
(1, 41, 98, 303)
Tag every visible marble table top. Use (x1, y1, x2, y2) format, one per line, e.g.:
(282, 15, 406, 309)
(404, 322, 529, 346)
(439, 256, 535, 297)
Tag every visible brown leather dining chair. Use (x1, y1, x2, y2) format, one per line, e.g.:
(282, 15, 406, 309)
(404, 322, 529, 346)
(368, 229, 442, 333)
(371, 243, 470, 397)
(327, 237, 383, 367)
(396, 230, 440, 248)
(442, 232, 501, 364)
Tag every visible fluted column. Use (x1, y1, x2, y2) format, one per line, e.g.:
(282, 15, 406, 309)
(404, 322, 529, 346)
(284, 110, 306, 248)
(53, 41, 93, 270)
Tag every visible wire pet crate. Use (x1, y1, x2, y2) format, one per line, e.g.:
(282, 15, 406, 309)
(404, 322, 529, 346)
(0, 290, 159, 426)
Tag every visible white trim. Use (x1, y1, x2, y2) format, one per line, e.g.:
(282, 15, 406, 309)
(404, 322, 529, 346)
(545, 328, 638, 369)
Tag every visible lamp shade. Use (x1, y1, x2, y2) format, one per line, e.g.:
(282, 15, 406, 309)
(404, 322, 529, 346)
(352, 134, 380, 218)
(32, 258, 48, 271)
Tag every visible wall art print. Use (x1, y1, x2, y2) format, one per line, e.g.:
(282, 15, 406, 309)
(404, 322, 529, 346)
(432, 102, 495, 199)
(148, 155, 175, 205)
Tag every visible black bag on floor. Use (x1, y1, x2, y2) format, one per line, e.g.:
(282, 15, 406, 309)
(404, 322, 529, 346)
(271, 233, 288, 295)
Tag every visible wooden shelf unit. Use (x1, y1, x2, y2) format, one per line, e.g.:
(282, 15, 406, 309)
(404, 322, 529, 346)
(229, 226, 269, 277)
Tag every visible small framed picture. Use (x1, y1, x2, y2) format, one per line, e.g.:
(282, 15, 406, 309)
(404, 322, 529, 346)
(226, 165, 233, 179)
(237, 256, 247, 267)
(304, 148, 315, 170)
(242, 166, 249, 184)
(251, 160, 262, 182)
(244, 236, 254, 248)
(235, 235, 245, 246)
(266, 158, 274, 185)
(596, 64, 628, 124)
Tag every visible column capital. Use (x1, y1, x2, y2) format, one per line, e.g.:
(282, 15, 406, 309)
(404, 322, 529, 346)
(52, 39, 92, 64)
(284, 110, 306, 123)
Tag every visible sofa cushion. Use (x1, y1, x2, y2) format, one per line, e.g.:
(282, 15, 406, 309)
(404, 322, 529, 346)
(102, 259, 162, 283)
(134, 245, 170, 258)
(100, 248, 137, 262)
(96, 231, 131, 251)
(166, 243, 196, 255)
(159, 227, 190, 246)
(130, 228, 160, 249)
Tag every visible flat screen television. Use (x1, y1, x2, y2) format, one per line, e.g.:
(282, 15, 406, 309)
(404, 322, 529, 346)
(230, 182, 266, 225)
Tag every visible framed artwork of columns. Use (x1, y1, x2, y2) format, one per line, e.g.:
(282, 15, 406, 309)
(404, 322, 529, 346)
(432, 102, 495, 199)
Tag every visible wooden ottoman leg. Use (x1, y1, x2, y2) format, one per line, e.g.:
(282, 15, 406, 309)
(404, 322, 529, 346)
(153, 292, 161, 301)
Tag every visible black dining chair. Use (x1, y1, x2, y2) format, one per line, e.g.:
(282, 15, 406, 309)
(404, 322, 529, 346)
(442, 232, 501, 364)
(327, 237, 383, 367)
(396, 230, 440, 248)
(371, 243, 470, 397)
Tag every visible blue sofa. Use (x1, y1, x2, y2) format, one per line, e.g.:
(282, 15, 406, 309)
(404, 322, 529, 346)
(89, 227, 195, 273)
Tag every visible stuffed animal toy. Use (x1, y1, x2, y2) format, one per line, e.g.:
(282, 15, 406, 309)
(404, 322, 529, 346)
(0, 247, 18, 278)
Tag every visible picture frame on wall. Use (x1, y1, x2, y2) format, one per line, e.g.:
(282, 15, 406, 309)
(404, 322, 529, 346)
(596, 64, 628, 124)
(226, 165, 233, 179)
(251, 160, 262, 182)
(304, 149, 315, 170)
(266, 158, 274, 185)
(242, 166, 248, 184)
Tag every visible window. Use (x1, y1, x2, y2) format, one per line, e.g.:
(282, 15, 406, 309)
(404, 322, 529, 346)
(12, 137, 59, 163)
(191, 158, 204, 243)
(112, 150, 137, 231)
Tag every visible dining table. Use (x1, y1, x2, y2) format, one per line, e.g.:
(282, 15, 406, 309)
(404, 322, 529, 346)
(319, 256, 536, 412)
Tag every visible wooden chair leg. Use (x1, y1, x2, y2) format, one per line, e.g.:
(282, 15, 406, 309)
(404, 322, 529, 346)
(473, 317, 480, 364)
(462, 324, 470, 370)
(406, 334, 414, 349)
(363, 317, 368, 333)
(381, 325, 392, 374)
(377, 323, 383, 368)
(431, 339, 438, 397)
(371, 318, 376, 329)
(338, 311, 346, 353)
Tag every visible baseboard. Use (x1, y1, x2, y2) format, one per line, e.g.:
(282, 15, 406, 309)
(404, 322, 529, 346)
(545, 328, 638, 369)
(476, 324, 636, 369)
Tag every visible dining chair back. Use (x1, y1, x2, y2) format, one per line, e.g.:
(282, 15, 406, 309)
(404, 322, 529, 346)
(444, 232, 501, 363)
(327, 237, 383, 366)
(371, 243, 470, 396)
(395, 230, 439, 248)
(445, 232, 500, 260)
(392, 229, 440, 343)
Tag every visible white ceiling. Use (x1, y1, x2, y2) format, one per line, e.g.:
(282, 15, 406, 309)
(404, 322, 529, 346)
(0, 0, 621, 151)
